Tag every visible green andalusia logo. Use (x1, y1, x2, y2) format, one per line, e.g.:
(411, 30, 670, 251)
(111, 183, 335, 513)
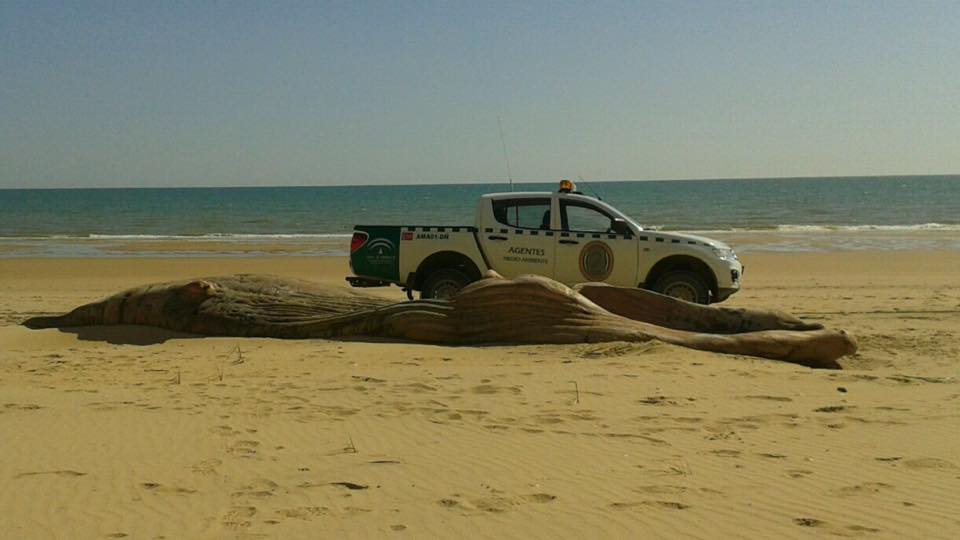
(366, 238, 395, 255)
(579, 241, 614, 281)
(363, 237, 397, 270)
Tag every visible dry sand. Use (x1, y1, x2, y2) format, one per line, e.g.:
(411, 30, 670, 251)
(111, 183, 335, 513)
(1, 252, 958, 539)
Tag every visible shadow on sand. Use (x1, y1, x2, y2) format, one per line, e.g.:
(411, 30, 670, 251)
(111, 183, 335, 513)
(48, 324, 406, 347)
(55, 325, 199, 346)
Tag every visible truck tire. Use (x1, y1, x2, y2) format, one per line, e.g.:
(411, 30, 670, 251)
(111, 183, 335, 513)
(652, 270, 711, 304)
(421, 268, 471, 300)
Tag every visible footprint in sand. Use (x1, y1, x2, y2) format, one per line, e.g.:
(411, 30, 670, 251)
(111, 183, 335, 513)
(637, 395, 679, 406)
(903, 457, 957, 470)
(276, 506, 327, 520)
(611, 500, 690, 510)
(794, 517, 882, 536)
(438, 498, 461, 509)
(814, 405, 849, 413)
(231, 478, 279, 499)
(222, 506, 257, 530)
(210, 424, 240, 437)
(352, 375, 386, 383)
(395, 382, 438, 393)
(521, 493, 557, 503)
(3, 403, 43, 411)
(834, 482, 894, 496)
(648, 501, 690, 510)
(438, 492, 556, 513)
(316, 405, 360, 417)
(140, 482, 197, 494)
(741, 395, 793, 402)
(190, 458, 222, 475)
(226, 440, 260, 457)
(15, 470, 86, 479)
(632, 485, 686, 495)
(471, 384, 522, 395)
(847, 524, 882, 534)
(329, 481, 369, 490)
(473, 496, 513, 513)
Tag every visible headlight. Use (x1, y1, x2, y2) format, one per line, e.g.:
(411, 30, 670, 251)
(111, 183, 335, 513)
(711, 246, 738, 261)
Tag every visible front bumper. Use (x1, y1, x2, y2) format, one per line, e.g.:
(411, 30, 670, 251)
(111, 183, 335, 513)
(716, 286, 739, 303)
(713, 262, 743, 303)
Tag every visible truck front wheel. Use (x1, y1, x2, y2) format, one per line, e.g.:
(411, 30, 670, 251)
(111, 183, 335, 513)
(421, 268, 471, 300)
(652, 270, 710, 304)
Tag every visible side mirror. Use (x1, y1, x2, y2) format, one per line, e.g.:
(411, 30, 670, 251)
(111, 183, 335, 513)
(611, 218, 631, 235)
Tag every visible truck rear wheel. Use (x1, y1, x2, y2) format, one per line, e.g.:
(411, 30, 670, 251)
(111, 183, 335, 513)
(652, 270, 710, 304)
(421, 268, 471, 300)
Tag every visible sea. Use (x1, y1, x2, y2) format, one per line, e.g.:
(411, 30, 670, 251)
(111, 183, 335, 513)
(1, 176, 958, 257)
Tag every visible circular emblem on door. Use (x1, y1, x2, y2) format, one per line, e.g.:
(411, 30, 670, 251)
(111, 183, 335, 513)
(579, 241, 614, 281)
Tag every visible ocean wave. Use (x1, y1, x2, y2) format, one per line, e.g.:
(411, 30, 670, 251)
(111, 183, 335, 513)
(86, 233, 353, 240)
(0, 233, 352, 241)
(775, 223, 960, 232)
(1, 224, 958, 241)
(689, 223, 960, 234)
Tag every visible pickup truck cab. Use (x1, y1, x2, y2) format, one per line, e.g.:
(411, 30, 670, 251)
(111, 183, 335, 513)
(348, 181, 742, 304)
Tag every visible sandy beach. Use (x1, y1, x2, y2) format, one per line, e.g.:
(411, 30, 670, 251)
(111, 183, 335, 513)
(1, 251, 958, 539)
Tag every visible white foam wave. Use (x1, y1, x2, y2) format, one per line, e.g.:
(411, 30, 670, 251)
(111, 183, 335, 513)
(775, 223, 960, 232)
(87, 233, 352, 240)
(0, 233, 352, 241)
(1, 224, 957, 242)
(689, 223, 960, 234)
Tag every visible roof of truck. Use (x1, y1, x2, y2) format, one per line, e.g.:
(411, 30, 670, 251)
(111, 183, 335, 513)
(481, 191, 596, 200)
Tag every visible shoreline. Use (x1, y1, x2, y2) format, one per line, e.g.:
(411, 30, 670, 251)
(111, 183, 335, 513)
(2, 248, 958, 281)
(0, 228, 958, 258)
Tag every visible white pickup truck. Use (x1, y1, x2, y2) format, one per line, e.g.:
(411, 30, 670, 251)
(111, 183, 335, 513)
(347, 181, 743, 304)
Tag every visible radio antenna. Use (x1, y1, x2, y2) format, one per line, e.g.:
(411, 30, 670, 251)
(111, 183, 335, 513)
(578, 174, 603, 201)
(497, 116, 514, 192)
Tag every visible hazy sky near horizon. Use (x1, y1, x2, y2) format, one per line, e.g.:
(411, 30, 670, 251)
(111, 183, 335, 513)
(2, 1, 958, 188)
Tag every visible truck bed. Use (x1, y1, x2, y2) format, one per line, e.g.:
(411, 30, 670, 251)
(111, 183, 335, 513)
(350, 224, 484, 286)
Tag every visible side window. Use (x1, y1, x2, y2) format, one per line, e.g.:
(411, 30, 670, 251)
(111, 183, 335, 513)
(491, 198, 552, 230)
(561, 202, 613, 232)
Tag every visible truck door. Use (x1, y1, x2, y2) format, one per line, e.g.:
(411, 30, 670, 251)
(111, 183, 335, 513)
(480, 197, 556, 279)
(553, 199, 639, 287)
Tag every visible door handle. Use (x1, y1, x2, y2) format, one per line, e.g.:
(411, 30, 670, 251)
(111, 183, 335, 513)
(488, 235, 508, 241)
(559, 239, 579, 245)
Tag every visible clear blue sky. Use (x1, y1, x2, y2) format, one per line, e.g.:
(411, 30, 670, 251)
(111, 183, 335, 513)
(2, 1, 958, 188)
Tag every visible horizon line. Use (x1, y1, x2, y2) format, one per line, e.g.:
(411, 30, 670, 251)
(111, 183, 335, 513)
(2, 173, 958, 191)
